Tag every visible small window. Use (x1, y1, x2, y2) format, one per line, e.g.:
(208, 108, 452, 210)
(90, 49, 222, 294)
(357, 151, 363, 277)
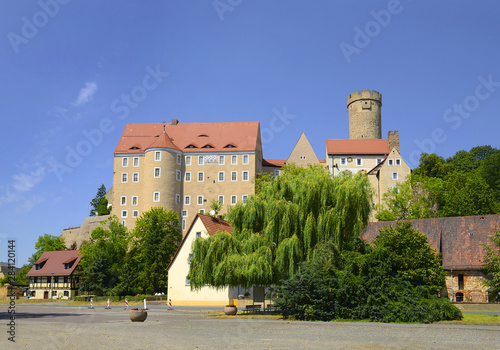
(122, 220, 126, 226)
(197, 195, 203, 205)
(196, 232, 202, 238)
(121, 173, 128, 183)
(242, 195, 248, 204)
(199, 209, 205, 214)
(231, 155, 237, 165)
(242, 171, 249, 181)
(340, 158, 346, 165)
(155, 151, 161, 161)
(154, 167, 161, 178)
(122, 210, 128, 218)
(122, 157, 128, 167)
(231, 195, 237, 205)
(188, 254, 193, 263)
(153, 192, 160, 202)
(176, 194, 180, 204)
(64, 291, 69, 297)
(198, 156, 204, 165)
(133, 172, 139, 182)
(388, 159, 394, 166)
(219, 155, 225, 165)
(182, 219, 186, 231)
(176, 170, 181, 181)
(121, 196, 126, 206)
(182, 210, 188, 217)
(132, 196, 138, 206)
(133, 157, 139, 167)
(52, 291, 57, 297)
(231, 171, 237, 181)
(395, 158, 401, 165)
(198, 172, 204, 182)
(133, 210, 139, 218)
(185, 277, 190, 286)
(392, 172, 398, 180)
(376, 158, 382, 165)
(356, 158, 362, 166)
(185, 156, 191, 166)
(458, 274, 464, 290)
(218, 171, 225, 182)
(218, 195, 224, 205)
(185, 196, 191, 205)
(274, 169, 281, 177)
(224, 144, 236, 148)
(243, 155, 249, 164)
(177, 154, 182, 165)
(185, 172, 191, 182)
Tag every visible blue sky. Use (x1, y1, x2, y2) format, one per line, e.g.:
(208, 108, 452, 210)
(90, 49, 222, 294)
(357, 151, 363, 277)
(1, 0, 499, 265)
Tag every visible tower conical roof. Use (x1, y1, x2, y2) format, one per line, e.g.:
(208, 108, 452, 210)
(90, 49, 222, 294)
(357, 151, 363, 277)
(146, 128, 180, 151)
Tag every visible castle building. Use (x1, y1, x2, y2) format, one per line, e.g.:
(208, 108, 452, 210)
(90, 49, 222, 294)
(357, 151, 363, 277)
(112, 121, 262, 232)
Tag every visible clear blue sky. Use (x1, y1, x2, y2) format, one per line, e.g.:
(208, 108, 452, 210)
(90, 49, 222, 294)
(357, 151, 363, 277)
(1, 1, 499, 265)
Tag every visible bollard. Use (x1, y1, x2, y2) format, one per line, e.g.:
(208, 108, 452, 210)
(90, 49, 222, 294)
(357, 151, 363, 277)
(89, 297, 94, 309)
(144, 298, 148, 310)
(168, 299, 173, 310)
(105, 298, 111, 309)
(125, 298, 129, 310)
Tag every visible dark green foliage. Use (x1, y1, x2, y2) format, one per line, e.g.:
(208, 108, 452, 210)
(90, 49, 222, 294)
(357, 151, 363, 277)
(97, 196, 111, 216)
(483, 230, 500, 299)
(90, 184, 107, 216)
(275, 224, 462, 323)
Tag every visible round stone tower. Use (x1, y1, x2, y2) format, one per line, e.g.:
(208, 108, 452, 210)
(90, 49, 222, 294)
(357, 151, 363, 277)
(347, 90, 382, 139)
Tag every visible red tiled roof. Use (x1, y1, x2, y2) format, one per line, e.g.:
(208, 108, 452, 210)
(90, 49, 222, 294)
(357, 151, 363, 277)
(146, 130, 180, 151)
(326, 139, 389, 155)
(166, 214, 233, 271)
(27, 250, 81, 277)
(362, 215, 500, 270)
(318, 159, 326, 163)
(115, 122, 260, 154)
(262, 158, 286, 167)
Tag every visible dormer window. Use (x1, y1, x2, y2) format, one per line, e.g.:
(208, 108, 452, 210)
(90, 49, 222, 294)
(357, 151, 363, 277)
(35, 264, 41, 270)
(198, 134, 209, 137)
(201, 144, 214, 149)
(224, 144, 236, 148)
(129, 146, 140, 150)
(185, 144, 197, 149)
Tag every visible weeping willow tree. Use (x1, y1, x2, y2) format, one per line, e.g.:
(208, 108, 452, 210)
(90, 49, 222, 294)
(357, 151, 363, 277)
(189, 165, 372, 289)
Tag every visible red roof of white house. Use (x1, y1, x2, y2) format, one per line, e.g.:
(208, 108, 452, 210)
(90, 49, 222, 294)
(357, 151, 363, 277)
(326, 139, 389, 155)
(26, 250, 81, 277)
(115, 122, 260, 154)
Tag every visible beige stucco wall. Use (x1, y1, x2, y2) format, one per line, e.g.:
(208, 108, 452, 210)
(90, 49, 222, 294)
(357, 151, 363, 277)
(328, 155, 384, 176)
(167, 217, 237, 305)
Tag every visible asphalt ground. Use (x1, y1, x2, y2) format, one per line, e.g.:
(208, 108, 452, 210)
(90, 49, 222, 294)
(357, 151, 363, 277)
(1, 303, 499, 349)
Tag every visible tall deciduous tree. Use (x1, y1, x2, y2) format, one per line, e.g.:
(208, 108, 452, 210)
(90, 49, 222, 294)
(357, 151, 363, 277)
(90, 184, 107, 216)
(483, 230, 500, 300)
(189, 165, 373, 289)
(130, 207, 182, 294)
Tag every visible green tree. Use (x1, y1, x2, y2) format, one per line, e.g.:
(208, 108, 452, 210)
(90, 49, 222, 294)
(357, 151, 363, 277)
(447, 145, 499, 174)
(483, 230, 500, 300)
(413, 153, 450, 178)
(90, 184, 107, 216)
(97, 196, 111, 216)
(189, 165, 373, 289)
(79, 216, 129, 295)
(130, 207, 182, 294)
(480, 152, 500, 204)
(31, 234, 66, 263)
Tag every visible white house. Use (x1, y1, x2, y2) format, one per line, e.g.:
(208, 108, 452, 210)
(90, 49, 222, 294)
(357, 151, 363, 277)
(167, 214, 239, 306)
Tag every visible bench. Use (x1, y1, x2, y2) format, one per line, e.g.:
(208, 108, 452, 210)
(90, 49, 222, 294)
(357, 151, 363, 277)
(243, 304, 262, 313)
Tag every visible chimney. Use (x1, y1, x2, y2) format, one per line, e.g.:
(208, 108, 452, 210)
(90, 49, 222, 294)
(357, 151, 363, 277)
(171, 119, 178, 126)
(388, 130, 400, 153)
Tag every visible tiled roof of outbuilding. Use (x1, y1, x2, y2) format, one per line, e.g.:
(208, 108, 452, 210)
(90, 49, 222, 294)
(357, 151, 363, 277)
(26, 250, 81, 277)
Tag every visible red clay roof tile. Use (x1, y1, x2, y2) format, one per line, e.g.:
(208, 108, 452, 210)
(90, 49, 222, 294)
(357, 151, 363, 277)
(27, 250, 81, 277)
(326, 139, 389, 155)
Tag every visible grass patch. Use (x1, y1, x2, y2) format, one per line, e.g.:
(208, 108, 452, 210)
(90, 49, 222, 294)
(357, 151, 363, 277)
(444, 313, 500, 325)
(0, 299, 61, 305)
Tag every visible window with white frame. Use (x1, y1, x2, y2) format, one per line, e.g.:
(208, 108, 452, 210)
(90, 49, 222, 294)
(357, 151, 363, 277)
(182, 219, 186, 231)
(242, 171, 249, 181)
(122, 157, 128, 167)
(185, 172, 191, 182)
(133, 172, 139, 182)
(155, 151, 161, 161)
(197, 195, 203, 205)
(185, 195, 191, 205)
(231, 171, 237, 181)
(218, 171, 225, 182)
(340, 158, 347, 165)
(388, 159, 394, 166)
(219, 155, 225, 165)
(199, 209, 205, 214)
(274, 169, 281, 177)
(176, 194, 180, 204)
(154, 167, 161, 178)
(153, 192, 160, 202)
(132, 196, 138, 206)
(133, 210, 139, 218)
(218, 195, 224, 204)
(122, 220, 126, 227)
(121, 210, 128, 218)
(392, 172, 398, 180)
(182, 210, 188, 217)
(231, 195, 237, 205)
(185, 276, 190, 286)
(185, 156, 191, 165)
(176, 170, 181, 181)
(198, 171, 204, 182)
(133, 157, 139, 167)
(196, 232, 202, 238)
(121, 173, 128, 183)
(377, 158, 383, 165)
(395, 158, 401, 165)
(177, 154, 182, 165)
(198, 156, 204, 165)
(121, 196, 126, 206)
(231, 155, 237, 165)
(243, 154, 249, 164)
(242, 195, 248, 204)
(356, 158, 362, 166)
